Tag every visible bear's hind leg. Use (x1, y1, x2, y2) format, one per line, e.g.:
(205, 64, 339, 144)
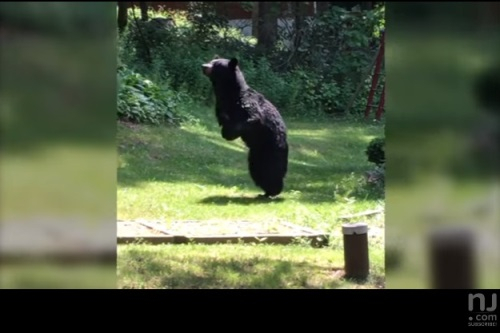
(248, 150, 284, 198)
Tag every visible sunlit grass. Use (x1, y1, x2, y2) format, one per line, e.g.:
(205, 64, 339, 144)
(117, 104, 385, 289)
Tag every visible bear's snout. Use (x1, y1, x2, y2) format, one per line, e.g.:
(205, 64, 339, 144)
(202, 64, 212, 76)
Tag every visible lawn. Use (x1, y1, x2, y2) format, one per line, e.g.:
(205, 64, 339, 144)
(117, 105, 385, 289)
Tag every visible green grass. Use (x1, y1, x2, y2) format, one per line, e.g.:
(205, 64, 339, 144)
(117, 105, 385, 289)
(119, 243, 384, 289)
(0, 262, 116, 289)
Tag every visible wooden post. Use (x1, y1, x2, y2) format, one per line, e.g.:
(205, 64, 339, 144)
(117, 2, 129, 34)
(342, 223, 370, 280)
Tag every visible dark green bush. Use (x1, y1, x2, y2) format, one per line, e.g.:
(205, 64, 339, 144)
(117, 64, 184, 125)
(366, 137, 385, 166)
(364, 136, 385, 196)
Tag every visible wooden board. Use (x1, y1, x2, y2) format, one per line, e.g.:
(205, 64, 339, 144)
(117, 221, 174, 245)
(117, 220, 329, 247)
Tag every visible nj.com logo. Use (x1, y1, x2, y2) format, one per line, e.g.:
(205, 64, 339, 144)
(468, 293, 497, 327)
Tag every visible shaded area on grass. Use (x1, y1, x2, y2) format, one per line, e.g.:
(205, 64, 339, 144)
(116, 111, 385, 289)
(117, 116, 384, 204)
(198, 195, 285, 205)
(118, 243, 384, 289)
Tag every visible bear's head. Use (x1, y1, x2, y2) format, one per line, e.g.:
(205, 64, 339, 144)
(202, 56, 248, 92)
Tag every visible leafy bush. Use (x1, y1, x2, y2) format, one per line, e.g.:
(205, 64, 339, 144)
(334, 170, 384, 201)
(364, 137, 385, 197)
(366, 137, 385, 166)
(117, 64, 183, 125)
(119, 14, 215, 103)
(275, 4, 385, 115)
(365, 163, 385, 195)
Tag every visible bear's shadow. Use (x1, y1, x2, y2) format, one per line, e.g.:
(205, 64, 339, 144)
(199, 195, 285, 206)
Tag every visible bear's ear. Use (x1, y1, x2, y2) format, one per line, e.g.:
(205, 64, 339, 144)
(202, 63, 213, 76)
(229, 58, 238, 71)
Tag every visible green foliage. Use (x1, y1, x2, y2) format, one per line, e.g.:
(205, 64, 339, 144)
(364, 137, 385, 197)
(117, 64, 184, 125)
(284, 5, 385, 115)
(119, 13, 216, 104)
(118, 3, 385, 119)
(366, 137, 385, 166)
(186, 2, 228, 43)
(334, 172, 376, 201)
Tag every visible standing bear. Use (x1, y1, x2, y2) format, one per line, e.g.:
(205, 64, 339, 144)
(202, 57, 289, 198)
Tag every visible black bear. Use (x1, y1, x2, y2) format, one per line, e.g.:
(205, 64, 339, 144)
(202, 56, 289, 198)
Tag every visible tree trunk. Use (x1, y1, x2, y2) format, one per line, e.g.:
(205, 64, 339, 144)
(139, 2, 149, 21)
(117, 2, 128, 34)
(316, 2, 331, 15)
(257, 2, 279, 53)
(293, 2, 306, 50)
(251, 2, 259, 38)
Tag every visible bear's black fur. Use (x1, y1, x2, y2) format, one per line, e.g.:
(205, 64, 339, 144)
(202, 56, 289, 197)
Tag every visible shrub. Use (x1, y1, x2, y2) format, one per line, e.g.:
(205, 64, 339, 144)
(366, 137, 385, 166)
(364, 137, 385, 197)
(117, 64, 184, 125)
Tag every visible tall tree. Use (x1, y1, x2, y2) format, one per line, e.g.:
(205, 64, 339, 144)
(293, 2, 306, 50)
(251, 2, 259, 38)
(257, 2, 280, 53)
(139, 2, 149, 21)
(117, 2, 128, 34)
(316, 2, 331, 15)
